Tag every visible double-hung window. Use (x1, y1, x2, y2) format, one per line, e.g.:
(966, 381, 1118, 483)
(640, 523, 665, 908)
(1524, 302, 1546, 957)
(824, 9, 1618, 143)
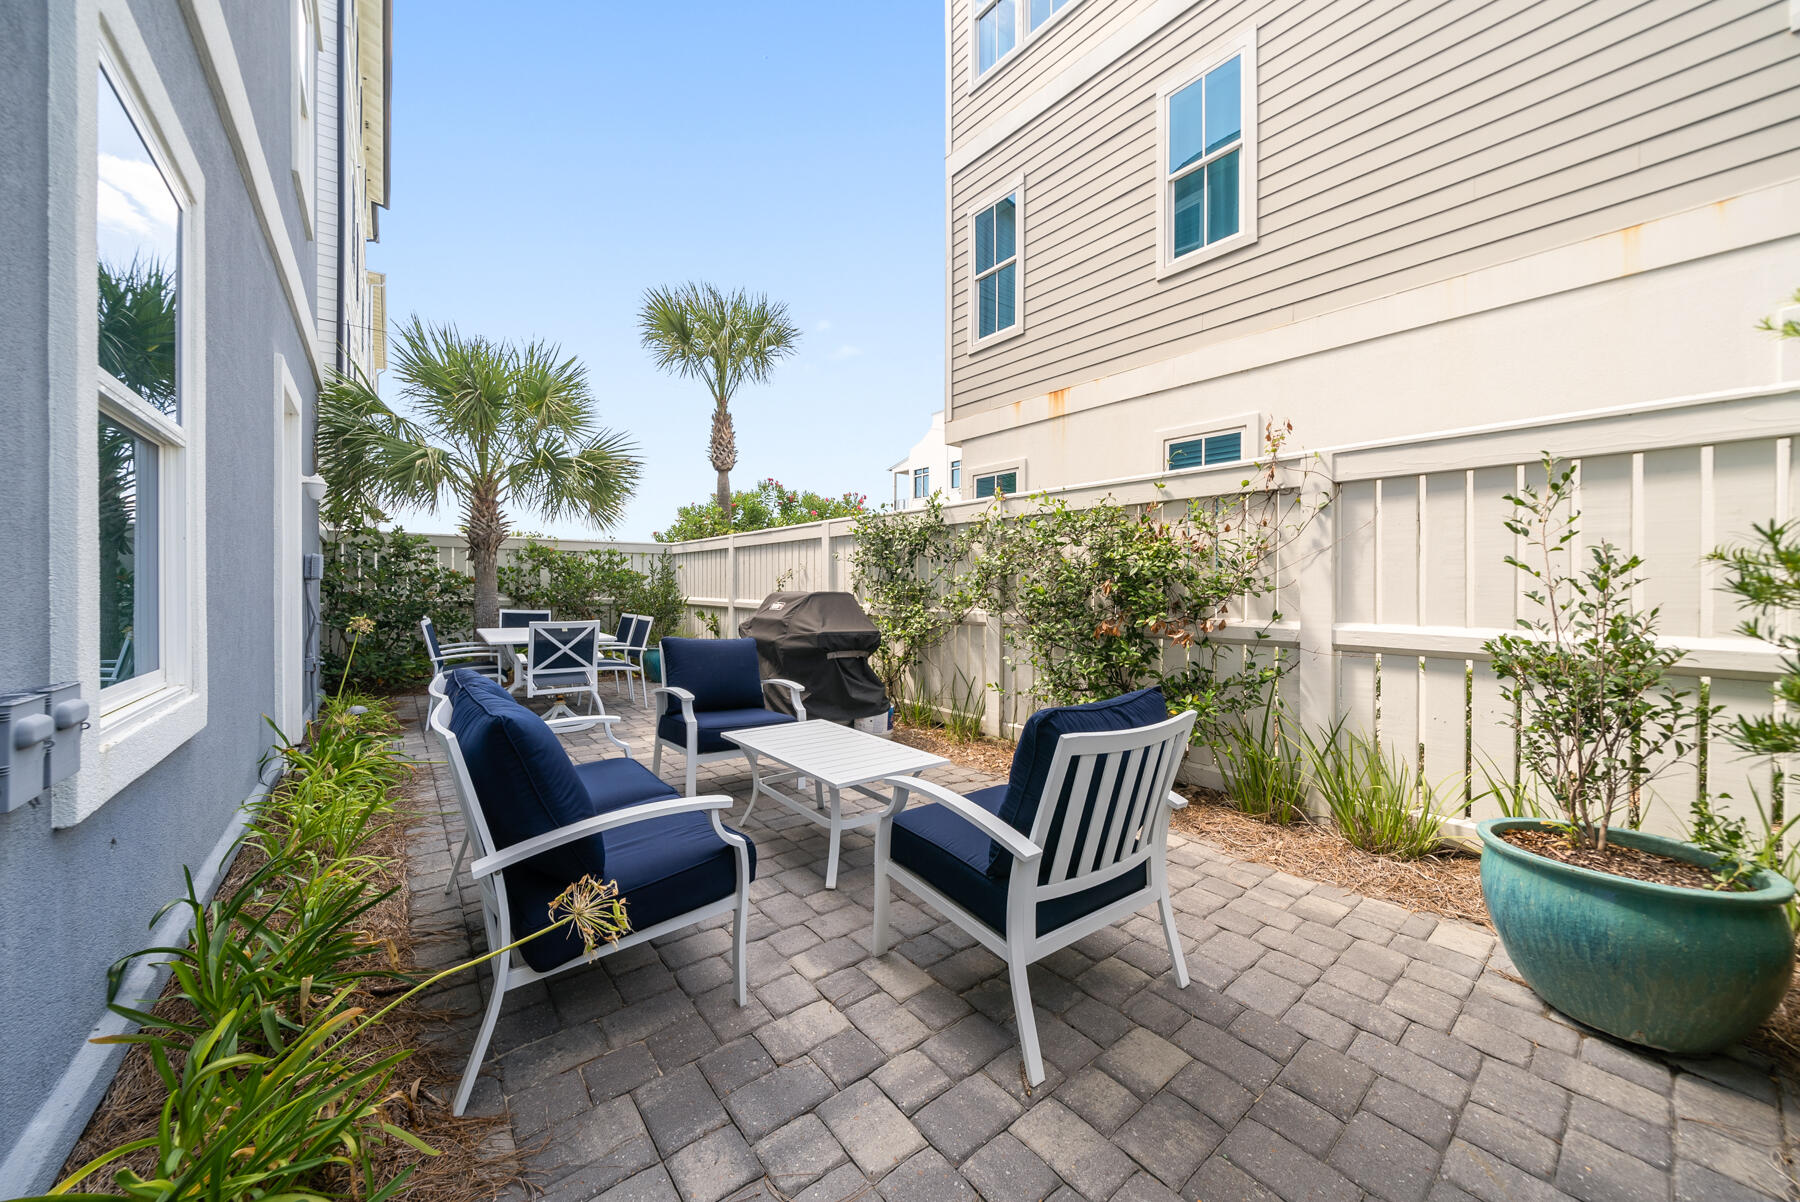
(96, 66, 185, 703)
(913, 467, 931, 499)
(975, 0, 1078, 80)
(950, 460, 962, 490)
(1157, 31, 1257, 275)
(970, 178, 1023, 347)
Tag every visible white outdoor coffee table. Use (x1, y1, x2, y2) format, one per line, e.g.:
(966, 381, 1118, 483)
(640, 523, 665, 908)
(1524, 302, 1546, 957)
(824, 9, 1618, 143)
(724, 720, 947, 889)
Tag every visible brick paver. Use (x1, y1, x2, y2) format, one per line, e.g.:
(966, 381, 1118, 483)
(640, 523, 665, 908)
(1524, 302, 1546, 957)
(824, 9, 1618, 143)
(398, 691, 1799, 1200)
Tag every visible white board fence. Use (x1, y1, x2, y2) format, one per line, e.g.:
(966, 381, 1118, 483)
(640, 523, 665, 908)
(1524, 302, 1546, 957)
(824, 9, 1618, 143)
(414, 384, 1799, 840)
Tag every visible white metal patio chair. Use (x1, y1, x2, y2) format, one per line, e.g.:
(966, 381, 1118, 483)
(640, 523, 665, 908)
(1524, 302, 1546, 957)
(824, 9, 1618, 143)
(427, 671, 753, 1116)
(870, 689, 1196, 1086)
(419, 616, 503, 682)
(99, 634, 132, 686)
(596, 614, 652, 705)
(520, 620, 606, 722)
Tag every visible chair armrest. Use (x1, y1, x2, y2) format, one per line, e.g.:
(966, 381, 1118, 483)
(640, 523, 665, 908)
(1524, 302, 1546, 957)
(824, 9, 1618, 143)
(472, 794, 735, 878)
(545, 714, 622, 734)
(436, 646, 499, 663)
(876, 775, 1042, 863)
(1167, 790, 1188, 810)
(651, 686, 697, 726)
(763, 678, 807, 721)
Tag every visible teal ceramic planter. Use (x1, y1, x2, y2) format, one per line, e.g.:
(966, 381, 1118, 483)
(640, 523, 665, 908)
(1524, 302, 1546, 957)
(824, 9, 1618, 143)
(641, 648, 661, 685)
(1478, 819, 1795, 1054)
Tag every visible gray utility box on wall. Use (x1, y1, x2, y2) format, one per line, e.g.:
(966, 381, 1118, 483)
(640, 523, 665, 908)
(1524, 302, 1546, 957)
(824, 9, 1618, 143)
(0, 683, 88, 812)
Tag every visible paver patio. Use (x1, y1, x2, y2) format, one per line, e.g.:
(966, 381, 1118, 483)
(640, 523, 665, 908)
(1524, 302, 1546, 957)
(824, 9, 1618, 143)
(397, 691, 1800, 1202)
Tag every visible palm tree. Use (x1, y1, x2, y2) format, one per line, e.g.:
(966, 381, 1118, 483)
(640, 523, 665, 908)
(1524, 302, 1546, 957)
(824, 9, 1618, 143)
(318, 317, 642, 628)
(638, 283, 801, 513)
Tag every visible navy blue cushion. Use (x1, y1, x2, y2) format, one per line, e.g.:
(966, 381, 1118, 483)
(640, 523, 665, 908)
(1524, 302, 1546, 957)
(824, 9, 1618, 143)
(661, 637, 766, 715)
(574, 757, 679, 814)
(891, 785, 1147, 937)
(990, 688, 1170, 875)
(658, 706, 796, 754)
(504, 810, 756, 972)
(446, 668, 605, 884)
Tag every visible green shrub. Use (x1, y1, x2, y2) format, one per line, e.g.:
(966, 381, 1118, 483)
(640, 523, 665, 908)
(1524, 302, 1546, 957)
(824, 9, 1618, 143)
(1483, 455, 1705, 848)
(656, 477, 865, 542)
(848, 495, 968, 701)
(322, 521, 472, 691)
(622, 552, 690, 639)
(496, 539, 642, 627)
(1303, 726, 1447, 858)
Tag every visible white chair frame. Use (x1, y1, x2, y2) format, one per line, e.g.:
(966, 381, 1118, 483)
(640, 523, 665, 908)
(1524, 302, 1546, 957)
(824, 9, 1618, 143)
(596, 614, 652, 706)
(426, 677, 752, 1116)
(420, 617, 503, 681)
(99, 633, 132, 686)
(871, 710, 1198, 1086)
(521, 620, 607, 721)
(652, 661, 808, 797)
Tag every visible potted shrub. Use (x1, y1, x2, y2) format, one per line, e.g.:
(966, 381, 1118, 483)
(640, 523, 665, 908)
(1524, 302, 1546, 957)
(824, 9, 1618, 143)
(1479, 458, 1794, 1054)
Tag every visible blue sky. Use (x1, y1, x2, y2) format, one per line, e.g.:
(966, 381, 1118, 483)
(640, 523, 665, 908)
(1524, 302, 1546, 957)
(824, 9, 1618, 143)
(372, 2, 946, 542)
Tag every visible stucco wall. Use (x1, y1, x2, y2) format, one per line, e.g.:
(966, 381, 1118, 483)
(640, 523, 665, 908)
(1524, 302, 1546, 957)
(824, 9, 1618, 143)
(0, 0, 322, 1188)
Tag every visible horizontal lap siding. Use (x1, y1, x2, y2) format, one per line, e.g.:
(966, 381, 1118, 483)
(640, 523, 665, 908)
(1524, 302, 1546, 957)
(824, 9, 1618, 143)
(947, 0, 1800, 417)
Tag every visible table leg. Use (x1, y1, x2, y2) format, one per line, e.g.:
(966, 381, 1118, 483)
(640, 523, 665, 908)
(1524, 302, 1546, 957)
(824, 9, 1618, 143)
(813, 775, 826, 813)
(825, 786, 844, 889)
(742, 751, 762, 823)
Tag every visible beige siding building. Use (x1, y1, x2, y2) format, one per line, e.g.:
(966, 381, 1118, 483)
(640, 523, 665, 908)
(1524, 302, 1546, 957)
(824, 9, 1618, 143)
(944, 0, 1800, 494)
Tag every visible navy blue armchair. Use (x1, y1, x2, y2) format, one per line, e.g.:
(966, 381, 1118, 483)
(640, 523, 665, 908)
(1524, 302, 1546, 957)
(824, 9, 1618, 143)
(428, 668, 756, 1115)
(871, 687, 1197, 1086)
(651, 637, 807, 796)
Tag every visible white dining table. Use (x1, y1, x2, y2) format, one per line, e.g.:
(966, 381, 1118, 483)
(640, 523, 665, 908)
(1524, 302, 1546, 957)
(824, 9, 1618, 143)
(474, 626, 619, 648)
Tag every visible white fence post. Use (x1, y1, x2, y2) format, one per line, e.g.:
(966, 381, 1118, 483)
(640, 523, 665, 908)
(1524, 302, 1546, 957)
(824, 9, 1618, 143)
(725, 534, 739, 635)
(1289, 459, 1340, 814)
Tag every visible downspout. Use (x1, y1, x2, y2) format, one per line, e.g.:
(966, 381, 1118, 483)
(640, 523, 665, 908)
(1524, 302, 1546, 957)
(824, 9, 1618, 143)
(334, 0, 348, 376)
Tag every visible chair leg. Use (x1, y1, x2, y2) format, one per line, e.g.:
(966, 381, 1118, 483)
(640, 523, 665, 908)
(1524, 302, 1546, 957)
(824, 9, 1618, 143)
(732, 876, 750, 1007)
(454, 955, 510, 1116)
(684, 747, 697, 799)
(1159, 886, 1190, 989)
(444, 830, 471, 895)
(652, 739, 663, 778)
(872, 818, 892, 955)
(1007, 948, 1046, 1087)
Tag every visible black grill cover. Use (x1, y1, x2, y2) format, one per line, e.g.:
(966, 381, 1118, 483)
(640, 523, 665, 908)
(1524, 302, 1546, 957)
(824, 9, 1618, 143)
(738, 592, 888, 723)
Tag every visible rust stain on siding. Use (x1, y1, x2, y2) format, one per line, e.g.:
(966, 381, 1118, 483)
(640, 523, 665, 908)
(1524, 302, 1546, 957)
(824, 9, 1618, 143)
(1047, 388, 1068, 417)
(1618, 223, 1643, 275)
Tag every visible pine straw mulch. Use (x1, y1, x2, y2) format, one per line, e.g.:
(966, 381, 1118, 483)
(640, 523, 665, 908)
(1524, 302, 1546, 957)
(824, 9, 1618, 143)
(892, 721, 1016, 780)
(1169, 785, 1492, 928)
(57, 767, 522, 1200)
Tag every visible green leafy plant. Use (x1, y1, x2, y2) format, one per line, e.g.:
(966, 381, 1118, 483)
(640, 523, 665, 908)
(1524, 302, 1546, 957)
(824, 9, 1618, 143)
(849, 494, 968, 702)
(1474, 755, 1546, 820)
(1303, 725, 1447, 858)
(943, 671, 986, 742)
(639, 283, 801, 513)
(319, 317, 642, 628)
(656, 477, 866, 542)
(496, 539, 642, 627)
(621, 552, 691, 638)
(322, 521, 473, 691)
(1483, 456, 1704, 851)
(1210, 694, 1307, 824)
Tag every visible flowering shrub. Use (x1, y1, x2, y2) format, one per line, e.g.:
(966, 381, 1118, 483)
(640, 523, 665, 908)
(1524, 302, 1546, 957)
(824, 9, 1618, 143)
(656, 477, 865, 542)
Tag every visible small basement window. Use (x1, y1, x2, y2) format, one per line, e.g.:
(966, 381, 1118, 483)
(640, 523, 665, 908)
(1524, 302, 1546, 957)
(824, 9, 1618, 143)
(974, 469, 1018, 499)
(1166, 429, 1243, 471)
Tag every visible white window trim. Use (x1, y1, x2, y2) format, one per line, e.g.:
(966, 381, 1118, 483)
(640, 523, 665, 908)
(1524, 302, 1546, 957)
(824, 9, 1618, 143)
(967, 173, 1026, 353)
(1158, 410, 1261, 475)
(63, 2, 211, 828)
(291, 0, 318, 239)
(968, 460, 1027, 500)
(273, 354, 306, 742)
(1154, 26, 1258, 281)
(969, 0, 1086, 94)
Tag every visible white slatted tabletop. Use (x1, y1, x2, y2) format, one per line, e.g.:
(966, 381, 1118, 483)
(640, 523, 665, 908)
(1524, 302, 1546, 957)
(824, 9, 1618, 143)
(724, 720, 946, 888)
(723, 720, 944, 789)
